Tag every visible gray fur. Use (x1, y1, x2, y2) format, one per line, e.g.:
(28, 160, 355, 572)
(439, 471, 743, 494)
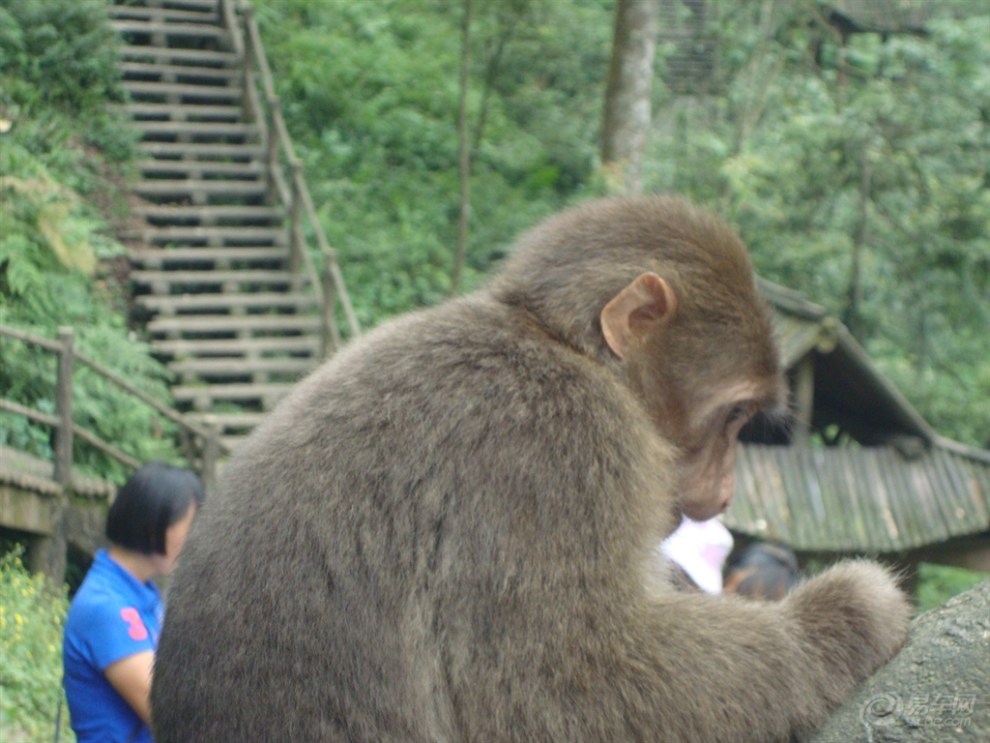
(152, 196, 910, 742)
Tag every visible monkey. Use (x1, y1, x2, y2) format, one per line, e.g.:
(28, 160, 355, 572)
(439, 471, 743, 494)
(151, 195, 911, 742)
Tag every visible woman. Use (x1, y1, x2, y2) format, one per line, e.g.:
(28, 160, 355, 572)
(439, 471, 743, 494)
(63, 461, 204, 743)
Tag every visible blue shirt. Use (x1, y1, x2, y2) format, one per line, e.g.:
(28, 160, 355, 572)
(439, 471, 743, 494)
(63, 549, 162, 743)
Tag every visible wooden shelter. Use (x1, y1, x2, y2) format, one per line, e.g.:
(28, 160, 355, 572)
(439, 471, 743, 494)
(725, 281, 990, 574)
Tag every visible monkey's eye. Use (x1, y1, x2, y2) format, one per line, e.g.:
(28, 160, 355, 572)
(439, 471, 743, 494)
(727, 404, 753, 426)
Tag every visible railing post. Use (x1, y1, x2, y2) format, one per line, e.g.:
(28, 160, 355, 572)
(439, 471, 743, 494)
(35, 327, 74, 581)
(53, 327, 74, 490)
(239, 4, 256, 122)
(321, 248, 342, 359)
(289, 158, 303, 286)
(266, 94, 279, 202)
(792, 355, 815, 447)
(200, 417, 220, 495)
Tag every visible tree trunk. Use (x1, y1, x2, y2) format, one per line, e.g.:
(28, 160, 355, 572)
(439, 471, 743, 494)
(844, 146, 872, 340)
(602, 0, 660, 195)
(802, 581, 989, 743)
(452, 0, 473, 295)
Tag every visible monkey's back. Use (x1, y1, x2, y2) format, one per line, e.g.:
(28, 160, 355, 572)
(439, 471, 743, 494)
(151, 295, 670, 742)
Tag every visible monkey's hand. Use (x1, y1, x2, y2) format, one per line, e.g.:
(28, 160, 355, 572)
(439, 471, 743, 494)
(782, 560, 912, 708)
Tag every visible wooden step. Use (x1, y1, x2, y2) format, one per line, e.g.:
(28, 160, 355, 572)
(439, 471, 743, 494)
(125, 227, 285, 246)
(132, 180, 267, 198)
(113, 102, 243, 122)
(132, 268, 297, 286)
(148, 314, 321, 334)
(137, 142, 264, 160)
(129, 247, 288, 267)
(119, 45, 236, 67)
(121, 61, 241, 84)
(172, 382, 295, 410)
(120, 0, 220, 11)
(169, 357, 315, 377)
(136, 159, 264, 178)
(189, 411, 270, 431)
(154, 336, 321, 357)
(128, 225, 284, 242)
(122, 81, 242, 101)
(110, 20, 228, 41)
(139, 127, 258, 148)
(109, 5, 221, 24)
(138, 121, 257, 137)
(194, 413, 271, 440)
(130, 204, 284, 225)
(130, 206, 284, 229)
(138, 291, 316, 313)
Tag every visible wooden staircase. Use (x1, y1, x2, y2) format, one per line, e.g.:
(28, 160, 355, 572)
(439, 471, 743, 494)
(108, 0, 357, 450)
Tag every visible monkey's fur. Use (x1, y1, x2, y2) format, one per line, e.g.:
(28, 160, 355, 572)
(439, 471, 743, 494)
(152, 196, 911, 742)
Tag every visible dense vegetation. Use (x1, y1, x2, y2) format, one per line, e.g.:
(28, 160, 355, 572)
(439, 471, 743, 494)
(1, 0, 985, 461)
(0, 0, 986, 737)
(646, 2, 990, 447)
(0, 548, 73, 742)
(252, 0, 615, 321)
(0, 0, 183, 483)
(251, 0, 988, 446)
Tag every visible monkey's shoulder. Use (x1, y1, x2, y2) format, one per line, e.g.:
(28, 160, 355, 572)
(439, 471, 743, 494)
(262, 296, 644, 451)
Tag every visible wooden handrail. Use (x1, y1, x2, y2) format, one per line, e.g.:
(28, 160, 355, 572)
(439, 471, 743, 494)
(0, 324, 224, 447)
(223, 0, 361, 345)
(0, 323, 225, 487)
(74, 350, 220, 444)
(0, 324, 62, 352)
(0, 399, 138, 470)
(0, 399, 60, 429)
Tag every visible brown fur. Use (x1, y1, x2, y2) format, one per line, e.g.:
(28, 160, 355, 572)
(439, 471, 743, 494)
(151, 195, 911, 742)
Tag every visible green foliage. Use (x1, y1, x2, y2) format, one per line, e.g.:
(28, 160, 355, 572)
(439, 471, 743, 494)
(646, 2, 989, 445)
(916, 563, 988, 612)
(0, 548, 73, 743)
(0, 0, 122, 112)
(253, 0, 611, 326)
(0, 0, 133, 162)
(0, 10, 178, 484)
(251, 0, 986, 444)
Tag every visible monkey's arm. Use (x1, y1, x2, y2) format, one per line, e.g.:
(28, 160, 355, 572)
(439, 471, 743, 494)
(612, 559, 911, 743)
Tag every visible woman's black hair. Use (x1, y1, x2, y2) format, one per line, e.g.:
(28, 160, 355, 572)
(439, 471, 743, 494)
(105, 461, 205, 555)
(725, 542, 800, 600)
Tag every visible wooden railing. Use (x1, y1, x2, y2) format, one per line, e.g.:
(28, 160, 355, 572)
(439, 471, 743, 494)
(0, 323, 228, 578)
(0, 324, 226, 490)
(221, 0, 361, 354)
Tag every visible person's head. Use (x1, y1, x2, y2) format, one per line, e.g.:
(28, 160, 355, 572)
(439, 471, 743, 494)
(724, 542, 799, 600)
(106, 461, 205, 574)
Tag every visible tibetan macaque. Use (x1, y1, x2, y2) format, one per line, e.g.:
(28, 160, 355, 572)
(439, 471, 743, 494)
(152, 196, 911, 742)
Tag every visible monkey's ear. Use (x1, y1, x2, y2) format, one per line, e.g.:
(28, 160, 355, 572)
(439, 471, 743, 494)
(600, 272, 677, 359)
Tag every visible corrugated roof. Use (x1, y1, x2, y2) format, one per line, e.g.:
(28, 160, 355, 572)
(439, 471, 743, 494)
(728, 443, 990, 552)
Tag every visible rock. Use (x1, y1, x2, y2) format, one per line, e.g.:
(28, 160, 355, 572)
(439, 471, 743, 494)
(803, 580, 989, 743)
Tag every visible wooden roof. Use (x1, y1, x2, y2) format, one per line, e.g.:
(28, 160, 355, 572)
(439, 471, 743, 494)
(0, 446, 116, 500)
(825, 1, 930, 36)
(730, 442, 990, 552)
(725, 281, 990, 552)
